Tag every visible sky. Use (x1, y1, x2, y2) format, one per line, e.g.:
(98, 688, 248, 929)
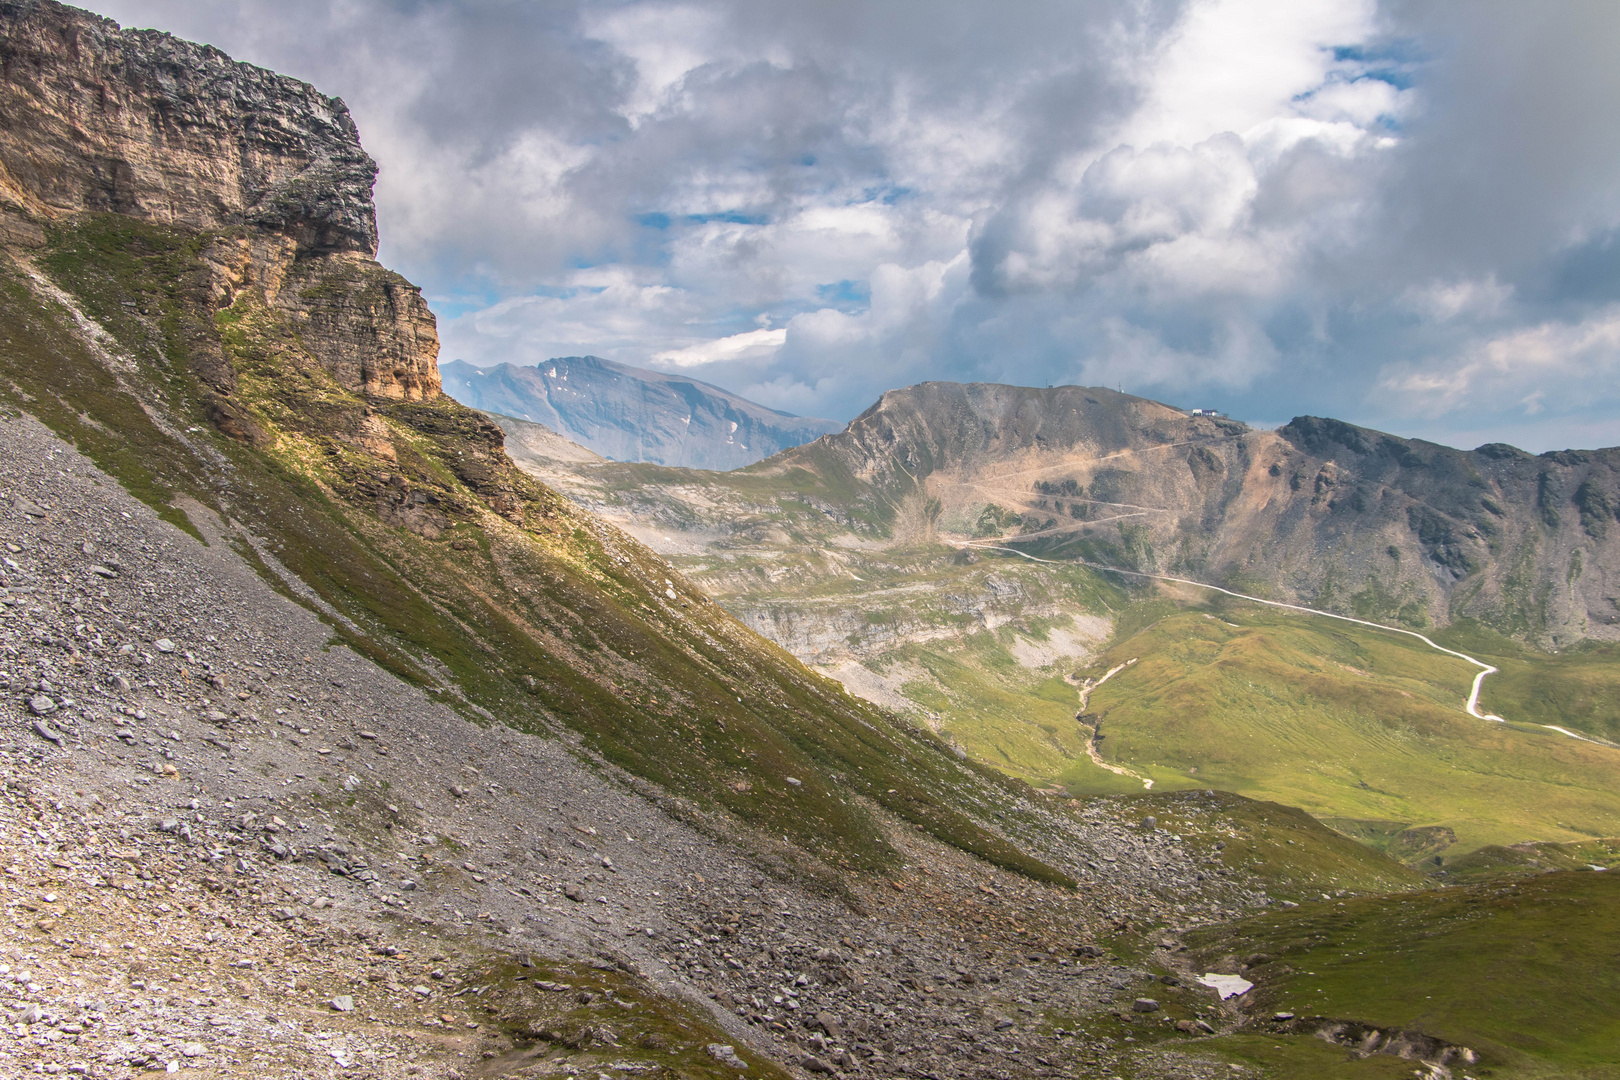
(82, 0, 1620, 451)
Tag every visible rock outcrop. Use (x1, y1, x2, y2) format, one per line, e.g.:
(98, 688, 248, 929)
(0, 0, 440, 402)
(441, 356, 840, 470)
(203, 233, 443, 402)
(0, 0, 378, 254)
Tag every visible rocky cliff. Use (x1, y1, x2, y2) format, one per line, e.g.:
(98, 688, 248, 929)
(0, 0, 377, 253)
(0, 0, 440, 403)
(441, 355, 840, 470)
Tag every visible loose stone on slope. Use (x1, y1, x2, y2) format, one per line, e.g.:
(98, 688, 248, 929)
(706, 1043, 747, 1070)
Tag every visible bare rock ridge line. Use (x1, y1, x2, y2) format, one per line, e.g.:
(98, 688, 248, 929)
(758, 381, 1620, 646)
(444, 356, 841, 470)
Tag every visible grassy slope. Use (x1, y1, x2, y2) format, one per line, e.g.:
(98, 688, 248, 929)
(1007, 792, 1428, 1079)
(1082, 600, 1620, 858)
(1439, 834, 1620, 884)
(0, 214, 1071, 886)
(1184, 870, 1620, 1078)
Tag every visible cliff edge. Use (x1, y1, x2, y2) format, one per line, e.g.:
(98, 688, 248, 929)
(0, 0, 377, 253)
(0, 0, 439, 402)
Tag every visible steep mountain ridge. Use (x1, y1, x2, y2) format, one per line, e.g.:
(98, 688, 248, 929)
(762, 381, 1620, 645)
(440, 356, 840, 470)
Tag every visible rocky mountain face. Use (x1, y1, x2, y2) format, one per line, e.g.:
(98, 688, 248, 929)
(0, 0, 378, 254)
(503, 383, 1620, 878)
(441, 356, 840, 470)
(0, 0, 440, 405)
(764, 381, 1620, 645)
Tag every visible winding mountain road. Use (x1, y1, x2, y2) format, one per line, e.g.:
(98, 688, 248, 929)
(970, 542, 1614, 747)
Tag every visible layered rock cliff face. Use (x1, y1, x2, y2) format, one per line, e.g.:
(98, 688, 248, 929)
(0, 0, 439, 402)
(208, 234, 443, 402)
(0, 0, 376, 252)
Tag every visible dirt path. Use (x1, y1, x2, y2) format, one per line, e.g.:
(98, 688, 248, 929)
(971, 543, 1619, 747)
(1065, 659, 1151, 789)
(1074, 658, 1138, 713)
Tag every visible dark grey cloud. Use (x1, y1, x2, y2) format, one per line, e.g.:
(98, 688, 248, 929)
(79, 0, 1620, 450)
(1375, 2, 1620, 276)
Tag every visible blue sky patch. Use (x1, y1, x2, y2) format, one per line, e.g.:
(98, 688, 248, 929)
(816, 279, 871, 307)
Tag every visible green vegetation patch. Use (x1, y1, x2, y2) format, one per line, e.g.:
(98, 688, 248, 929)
(1437, 619, 1620, 743)
(1440, 836, 1620, 885)
(1187, 870, 1620, 1077)
(1083, 790, 1425, 901)
(1081, 604, 1620, 859)
(464, 956, 791, 1080)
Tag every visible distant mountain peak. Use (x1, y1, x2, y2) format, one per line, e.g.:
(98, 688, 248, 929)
(440, 356, 839, 470)
(763, 378, 1620, 645)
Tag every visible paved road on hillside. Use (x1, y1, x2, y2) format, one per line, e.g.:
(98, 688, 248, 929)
(968, 541, 1617, 748)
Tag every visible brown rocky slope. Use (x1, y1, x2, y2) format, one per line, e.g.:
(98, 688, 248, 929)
(761, 381, 1620, 646)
